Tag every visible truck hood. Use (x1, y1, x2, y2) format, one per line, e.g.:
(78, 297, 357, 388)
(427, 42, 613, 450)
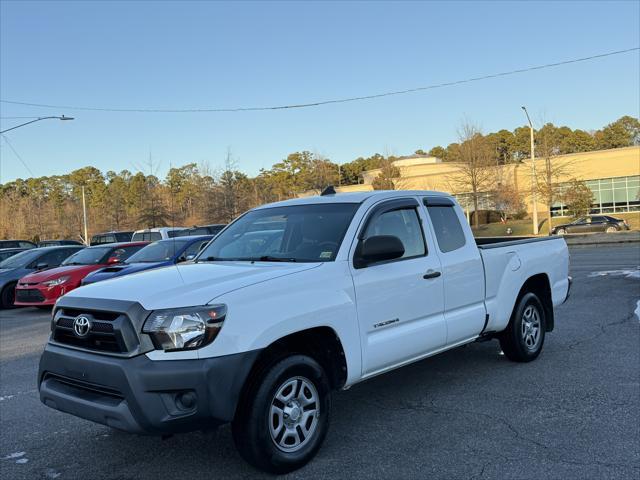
(66, 261, 322, 310)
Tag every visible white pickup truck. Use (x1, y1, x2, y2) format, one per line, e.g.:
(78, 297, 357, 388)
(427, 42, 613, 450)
(38, 190, 571, 473)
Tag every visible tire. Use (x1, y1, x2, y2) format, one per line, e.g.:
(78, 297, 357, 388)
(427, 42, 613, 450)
(0, 283, 16, 309)
(605, 226, 618, 233)
(556, 228, 566, 235)
(499, 292, 546, 362)
(232, 354, 331, 474)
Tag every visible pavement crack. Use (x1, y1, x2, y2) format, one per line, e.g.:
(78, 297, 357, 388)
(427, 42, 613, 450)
(566, 311, 635, 350)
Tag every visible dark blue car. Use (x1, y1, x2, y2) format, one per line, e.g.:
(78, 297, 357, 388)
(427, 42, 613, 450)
(81, 235, 213, 286)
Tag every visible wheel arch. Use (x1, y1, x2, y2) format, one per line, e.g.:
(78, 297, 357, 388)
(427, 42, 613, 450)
(515, 273, 554, 332)
(235, 326, 348, 420)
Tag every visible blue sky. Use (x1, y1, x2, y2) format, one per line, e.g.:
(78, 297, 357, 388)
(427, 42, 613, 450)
(1, 0, 639, 183)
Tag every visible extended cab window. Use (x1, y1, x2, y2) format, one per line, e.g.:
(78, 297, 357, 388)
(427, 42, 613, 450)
(197, 203, 359, 262)
(362, 208, 426, 259)
(425, 202, 466, 253)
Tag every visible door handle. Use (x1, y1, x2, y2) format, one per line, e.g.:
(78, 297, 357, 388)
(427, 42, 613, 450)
(423, 270, 441, 279)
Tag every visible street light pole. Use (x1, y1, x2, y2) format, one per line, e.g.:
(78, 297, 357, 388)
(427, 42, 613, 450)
(0, 115, 74, 134)
(81, 186, 89, 246)
(521, 106, 539, 235)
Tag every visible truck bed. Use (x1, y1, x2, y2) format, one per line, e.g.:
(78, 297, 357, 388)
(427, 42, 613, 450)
(477, 235, 569, 334)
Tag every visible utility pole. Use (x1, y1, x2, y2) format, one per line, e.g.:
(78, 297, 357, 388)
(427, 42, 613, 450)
(521, 106, 539, 235)
(81, 186, 89, 245)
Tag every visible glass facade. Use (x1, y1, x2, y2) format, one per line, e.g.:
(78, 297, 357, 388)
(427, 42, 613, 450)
(551, 175, 640, 217)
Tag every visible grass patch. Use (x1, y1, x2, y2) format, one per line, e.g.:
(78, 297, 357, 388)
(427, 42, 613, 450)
(472, 211, 640, 237)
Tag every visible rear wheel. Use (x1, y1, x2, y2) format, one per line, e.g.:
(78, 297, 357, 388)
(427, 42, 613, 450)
(0, 282, 16, 309)
(499, 292, 546, 362)
(232, 354, 331, 474)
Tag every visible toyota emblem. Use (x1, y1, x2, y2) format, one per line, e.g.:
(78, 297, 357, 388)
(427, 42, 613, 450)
(73, 315, 91, 337)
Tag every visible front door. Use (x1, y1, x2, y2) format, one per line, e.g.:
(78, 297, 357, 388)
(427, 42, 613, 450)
(350, 198, 446, 377)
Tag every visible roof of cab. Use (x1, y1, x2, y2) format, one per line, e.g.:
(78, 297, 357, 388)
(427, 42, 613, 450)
(253, 190, 452, 209)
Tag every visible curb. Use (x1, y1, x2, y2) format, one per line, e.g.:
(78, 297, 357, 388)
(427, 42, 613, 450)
(563, 231, 640, 246)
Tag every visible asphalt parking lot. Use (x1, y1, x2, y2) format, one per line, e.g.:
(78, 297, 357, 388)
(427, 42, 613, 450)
(1, 244, 639, 480)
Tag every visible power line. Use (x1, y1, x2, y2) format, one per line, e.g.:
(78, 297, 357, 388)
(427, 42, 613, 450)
(1, 47, 637, 114)
(1, 134, 35, 177)
(0, 116, 41, 119)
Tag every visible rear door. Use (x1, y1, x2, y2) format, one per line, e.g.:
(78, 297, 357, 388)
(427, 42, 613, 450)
(423, 197, 486, 345)
(350, 197, 446, 377)
(589, 216, 606, 232)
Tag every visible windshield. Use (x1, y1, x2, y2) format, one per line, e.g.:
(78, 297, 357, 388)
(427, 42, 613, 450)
(197, 203, 359, 263)
(62, 246, 112, 265)
(126, 240, 188, 263)
(0, 249, 41, 269)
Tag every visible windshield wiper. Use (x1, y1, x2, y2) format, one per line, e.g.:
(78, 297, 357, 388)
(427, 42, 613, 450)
(195, 256, 237, 263)
(255, 256, 297, 263)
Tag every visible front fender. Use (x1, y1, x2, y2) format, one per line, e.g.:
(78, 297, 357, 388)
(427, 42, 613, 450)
(199, 262, 362, 386)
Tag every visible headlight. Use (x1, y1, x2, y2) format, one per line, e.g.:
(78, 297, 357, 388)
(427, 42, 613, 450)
(142, 305, 226, 351)
(42, 276, 70, 287)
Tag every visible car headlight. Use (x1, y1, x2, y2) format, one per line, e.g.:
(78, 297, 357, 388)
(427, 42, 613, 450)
(42, 276, 70, 287)
(142, 305, 226, 351)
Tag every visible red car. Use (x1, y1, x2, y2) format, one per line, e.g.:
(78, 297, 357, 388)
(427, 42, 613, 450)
(14, 242, 148, 307)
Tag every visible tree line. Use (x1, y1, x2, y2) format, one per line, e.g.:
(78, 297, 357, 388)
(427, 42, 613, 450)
(1, 115, 637, 241)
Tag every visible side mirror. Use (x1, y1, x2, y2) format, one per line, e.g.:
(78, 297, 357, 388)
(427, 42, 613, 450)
(356, 235, 405, 268)
(107, 256, 120, 264)
(35, 262, 49, 270)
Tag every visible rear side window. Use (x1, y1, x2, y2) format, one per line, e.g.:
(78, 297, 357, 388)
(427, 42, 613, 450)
(425, 204, 466, 253)
(115, 233, 132, 242)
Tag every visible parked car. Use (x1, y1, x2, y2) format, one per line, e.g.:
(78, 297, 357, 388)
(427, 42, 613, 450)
(90, 231, 134, 246)
(0, 246, 84, 308)
(38, 240, 84, 247)
(38, 191, 571, 473)
(14, 242, 148, 308)
(131, 227, 187, 242)
(174, 224, 226, 237)
(551, 215, 630, 235)
(0, 248, 29, 263)
(82, 235, 213, 285)
(0, 240, 37, 250)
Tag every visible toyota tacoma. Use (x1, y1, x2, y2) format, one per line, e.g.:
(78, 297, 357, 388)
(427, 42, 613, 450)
(38, 190, 571, 473)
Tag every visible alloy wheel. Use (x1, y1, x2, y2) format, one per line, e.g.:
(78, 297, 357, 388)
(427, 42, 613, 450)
(269, 376, 320, 452)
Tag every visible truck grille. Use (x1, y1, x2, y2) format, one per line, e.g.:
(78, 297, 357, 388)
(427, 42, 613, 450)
(15, 289, 45, 303)
(52, 308, 137, 354)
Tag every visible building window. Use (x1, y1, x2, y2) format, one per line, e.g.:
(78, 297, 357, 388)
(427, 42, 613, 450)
(551, 175, 640, 217)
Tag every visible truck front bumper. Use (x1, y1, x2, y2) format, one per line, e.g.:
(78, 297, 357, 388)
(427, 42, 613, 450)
(38, 343, 261, 435)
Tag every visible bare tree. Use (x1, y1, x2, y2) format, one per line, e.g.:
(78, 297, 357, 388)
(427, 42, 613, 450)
(446, 122, 497, 227)
(535, 123, 578, 231)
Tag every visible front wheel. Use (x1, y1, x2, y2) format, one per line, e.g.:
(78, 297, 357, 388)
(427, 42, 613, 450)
(605, 226, 618, 233)
(232, 354, 331, 474)
(499, 292, 546, 362)
(0, 283, 16, 309)
(555, 228, 566, 235)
